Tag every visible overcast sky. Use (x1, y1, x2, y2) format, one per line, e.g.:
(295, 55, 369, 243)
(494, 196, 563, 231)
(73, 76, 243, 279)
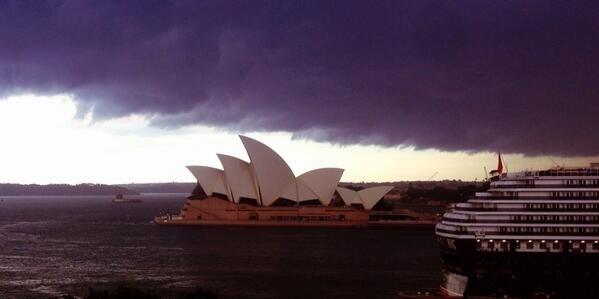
(1, 1, 598, 184)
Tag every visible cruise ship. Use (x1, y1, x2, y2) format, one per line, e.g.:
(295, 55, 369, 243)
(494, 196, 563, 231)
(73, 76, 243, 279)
(436, 157, 599, 297)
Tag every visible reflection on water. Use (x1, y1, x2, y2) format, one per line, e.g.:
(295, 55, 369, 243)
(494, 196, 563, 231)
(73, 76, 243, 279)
(0, 195, 440, 298)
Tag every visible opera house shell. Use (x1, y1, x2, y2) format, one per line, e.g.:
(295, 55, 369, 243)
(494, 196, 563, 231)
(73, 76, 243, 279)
(155, 135, 393, 228)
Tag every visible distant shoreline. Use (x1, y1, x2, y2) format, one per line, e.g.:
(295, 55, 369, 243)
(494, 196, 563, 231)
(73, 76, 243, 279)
(0, 180, 481, 198)
(0, 183, 139, 196)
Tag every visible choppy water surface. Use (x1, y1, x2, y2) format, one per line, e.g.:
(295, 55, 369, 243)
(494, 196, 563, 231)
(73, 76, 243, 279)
(0, 195, 441, 298)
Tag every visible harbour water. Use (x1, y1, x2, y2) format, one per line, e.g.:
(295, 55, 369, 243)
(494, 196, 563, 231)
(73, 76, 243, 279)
(0, 195, 441, 298)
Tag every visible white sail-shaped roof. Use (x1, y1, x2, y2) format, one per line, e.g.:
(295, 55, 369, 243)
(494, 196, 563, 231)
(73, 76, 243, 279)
(358, 186, 394, 210)
(183, 135, 382, 208)
(240, 135, 296, 206)
(280, 181, 299, 202)
(298, 181, 319, 202)
(217, 154, 259, 203)
(298, 168, 344, 205)
(279, 179, 323, 202)
(335, 185, 393, 210)
(336, 186, 359, 205)
(186, 166, 230, 200)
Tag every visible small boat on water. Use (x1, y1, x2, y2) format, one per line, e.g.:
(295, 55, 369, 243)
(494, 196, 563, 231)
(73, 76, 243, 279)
(112, 193, 144, 203)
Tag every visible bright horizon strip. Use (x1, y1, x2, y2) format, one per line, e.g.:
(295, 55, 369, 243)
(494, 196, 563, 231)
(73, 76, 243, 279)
(0, 94, 597, 185)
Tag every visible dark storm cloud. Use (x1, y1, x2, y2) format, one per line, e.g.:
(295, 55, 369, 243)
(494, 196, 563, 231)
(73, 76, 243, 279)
(1, 1, 598, 156)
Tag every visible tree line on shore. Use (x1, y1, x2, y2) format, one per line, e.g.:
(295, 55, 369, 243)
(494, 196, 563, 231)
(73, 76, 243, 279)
(404, 183, 489, 202)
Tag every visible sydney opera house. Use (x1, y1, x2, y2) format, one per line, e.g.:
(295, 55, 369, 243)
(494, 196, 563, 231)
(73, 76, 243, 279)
(155, 135, 393, 228)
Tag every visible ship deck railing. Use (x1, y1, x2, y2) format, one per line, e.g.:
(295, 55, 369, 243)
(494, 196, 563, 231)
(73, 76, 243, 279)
(492, 184, 599, 189)
(467, 195, 599, 200)
(443, 218, 599, 224)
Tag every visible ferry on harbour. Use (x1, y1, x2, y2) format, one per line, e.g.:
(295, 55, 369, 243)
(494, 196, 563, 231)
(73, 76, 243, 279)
(112, 193, 144, 203)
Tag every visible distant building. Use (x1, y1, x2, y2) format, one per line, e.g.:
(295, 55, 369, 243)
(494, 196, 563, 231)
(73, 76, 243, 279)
(155, 135, 393, 227)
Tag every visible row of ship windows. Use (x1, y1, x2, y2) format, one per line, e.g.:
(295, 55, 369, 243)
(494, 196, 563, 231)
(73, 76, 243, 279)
(444, 215, 599, 223)
(494, 180, 599, 188)
(525, 203, 599, 210)
(537, 169, 599, 176)
(565, 180, 599, 186)
(437, 237, 597, 252)
(477, 240, 599, 251)
(498, 227, 599, 234)
(552, 192, 599, 198)
(458, 203, 599, 211)
(513, 215, 599, 222)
